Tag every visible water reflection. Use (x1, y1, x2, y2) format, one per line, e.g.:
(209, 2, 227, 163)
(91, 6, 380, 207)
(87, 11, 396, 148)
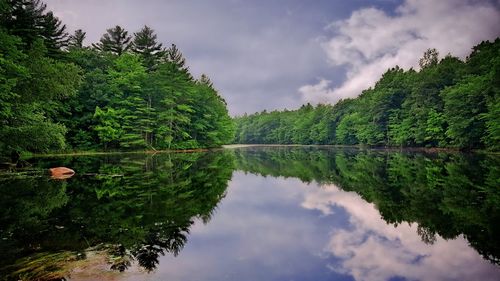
(0, 146, 499, 280)
(0, 151, 234, 279)
(303, 184, 498, 281)
(234, 146, 500, 266)
(147, 169, 500, 281)
(148, 173, 350, 281)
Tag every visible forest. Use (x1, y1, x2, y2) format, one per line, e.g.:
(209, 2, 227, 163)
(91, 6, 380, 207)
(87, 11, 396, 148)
(234, 40, 500, 151)
(0, 0, 234, 162)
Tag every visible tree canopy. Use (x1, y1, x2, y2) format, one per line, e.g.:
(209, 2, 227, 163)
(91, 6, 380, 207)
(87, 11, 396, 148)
(0, 0, 234, 161)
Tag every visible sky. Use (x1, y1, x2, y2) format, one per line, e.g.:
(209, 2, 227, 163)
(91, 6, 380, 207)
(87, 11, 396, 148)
(45, 0, 500, 116)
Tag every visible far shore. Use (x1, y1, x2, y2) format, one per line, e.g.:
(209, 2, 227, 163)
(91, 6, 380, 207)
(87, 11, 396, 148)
(223, 144, 498, 154)
(26, 148, 214, 158)
(19, 144, 497, 158)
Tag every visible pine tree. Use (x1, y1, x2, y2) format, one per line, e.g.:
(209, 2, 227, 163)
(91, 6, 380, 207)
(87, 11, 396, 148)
(131, 25, 164, 70)
(68, 29, 86, 49)
(1, 0, 45, 47)
(199, 74, 214, 88)
(190, 81, 234, 147)
(39, 11, 68, 55)
(93, 25, 131, 55)
(164, 43, 192, 79)
(1, 0, 68, 57)
(145, 61, 194, 149)
(107, 53, 148, 148)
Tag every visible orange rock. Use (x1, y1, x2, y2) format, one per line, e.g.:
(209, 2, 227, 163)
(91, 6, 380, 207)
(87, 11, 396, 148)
(49, 167, 75, 179)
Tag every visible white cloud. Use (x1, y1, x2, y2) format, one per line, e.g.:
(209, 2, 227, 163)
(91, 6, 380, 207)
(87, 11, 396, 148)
(300, 0, 500, 104)
(298, 79, 332, 104)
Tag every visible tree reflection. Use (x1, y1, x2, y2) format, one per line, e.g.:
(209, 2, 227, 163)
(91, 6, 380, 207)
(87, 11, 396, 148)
(0, 151, 234, 279)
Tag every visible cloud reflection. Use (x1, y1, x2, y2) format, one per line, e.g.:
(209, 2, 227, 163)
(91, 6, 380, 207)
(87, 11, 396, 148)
(131, 171, 500, 281)
(302, 184, 500, 281)
(148, 173, 349, 281)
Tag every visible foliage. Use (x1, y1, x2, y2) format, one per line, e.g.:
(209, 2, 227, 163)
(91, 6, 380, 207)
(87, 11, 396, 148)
(0, 0, 69, 57)
(0, 33, 81, 155)
(0, 0, 233, 160)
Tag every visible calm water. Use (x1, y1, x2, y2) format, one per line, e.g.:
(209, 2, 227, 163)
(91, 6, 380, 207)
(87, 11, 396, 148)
(1, 146, 499, 281)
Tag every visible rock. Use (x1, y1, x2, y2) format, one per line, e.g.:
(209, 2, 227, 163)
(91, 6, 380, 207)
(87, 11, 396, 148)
(49, 167, 75, 179)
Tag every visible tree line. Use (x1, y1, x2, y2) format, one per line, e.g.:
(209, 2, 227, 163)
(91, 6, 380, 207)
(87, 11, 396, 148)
(0, 0, 234, 162)
(234, 40, 500, 151)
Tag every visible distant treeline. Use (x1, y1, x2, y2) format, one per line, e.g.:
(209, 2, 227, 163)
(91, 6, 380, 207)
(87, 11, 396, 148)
(234, 39, 500, 151)
(0, 0, 233, 160)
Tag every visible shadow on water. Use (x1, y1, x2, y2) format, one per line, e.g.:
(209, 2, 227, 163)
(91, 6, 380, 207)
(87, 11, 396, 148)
(0, 147, 499, 280)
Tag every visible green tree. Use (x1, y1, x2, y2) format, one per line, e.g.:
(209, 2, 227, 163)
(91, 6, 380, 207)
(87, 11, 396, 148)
(190, 76, 234, 147)
(425, 108, 446, 146)
(164, 43, 192, 79)
(419, 48, 439, 69)
(441, 75, 489, 149)
(93, 25, 131, 55)
(107, 53, 149, 148)
(64, 48, 115, 149)
(146, 62, 193, 149)
(1, 0, 235, 157)
(68, 28, 86, 49)
(131, 25, 164, 70)
(93, 106, 122, 149)
(336, 113, 361, 145)
(0, 38, 80, 159)
(481, 95, 500, 151)
(1, 0, 68, 57)
(39, 10, 68, 56)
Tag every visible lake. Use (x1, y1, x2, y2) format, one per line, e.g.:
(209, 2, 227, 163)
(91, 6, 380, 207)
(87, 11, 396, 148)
(1, 146, 499, 281)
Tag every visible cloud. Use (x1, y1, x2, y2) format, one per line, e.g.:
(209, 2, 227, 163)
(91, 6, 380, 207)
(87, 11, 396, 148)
(300, 0, 500, 104)
(301, 184, 500, 281)
(298, 79, 332, 104)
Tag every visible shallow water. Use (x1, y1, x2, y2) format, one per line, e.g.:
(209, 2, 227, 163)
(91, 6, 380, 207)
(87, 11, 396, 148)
(1, 146, 499, 281)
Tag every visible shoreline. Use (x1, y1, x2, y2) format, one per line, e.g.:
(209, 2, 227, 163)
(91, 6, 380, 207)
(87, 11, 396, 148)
(223, 144, 499, 154)
(26, 148, 216, 158)
(20, 144, 499, 158)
